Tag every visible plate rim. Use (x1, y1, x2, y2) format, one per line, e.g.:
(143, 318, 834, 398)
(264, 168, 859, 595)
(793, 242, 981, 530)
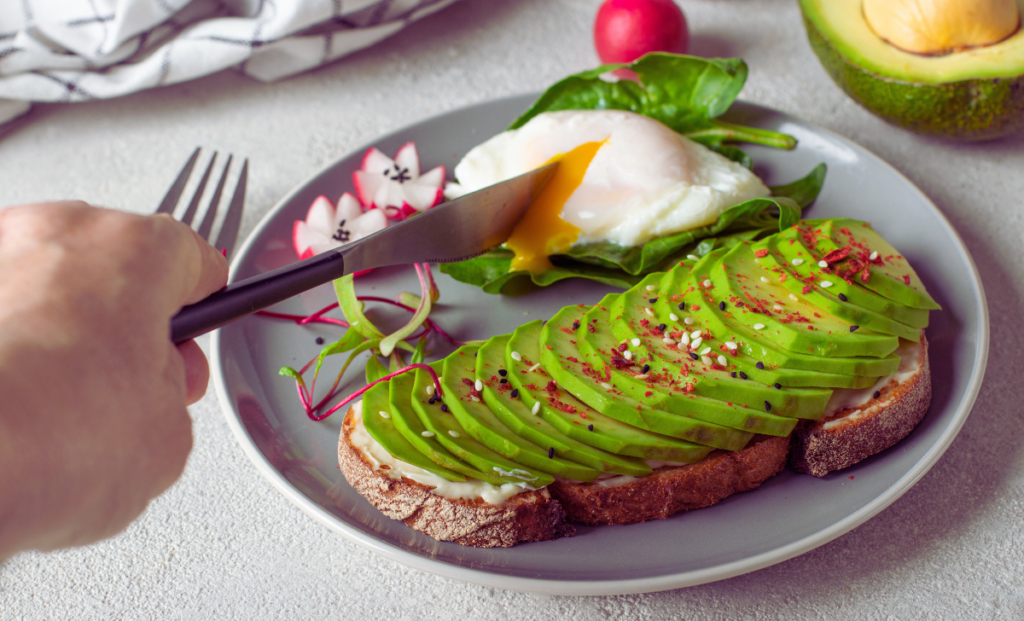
(210, 94, 990, 596)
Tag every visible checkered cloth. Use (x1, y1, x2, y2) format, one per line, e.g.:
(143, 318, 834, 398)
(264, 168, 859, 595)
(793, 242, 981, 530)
(0, 0, 459, 126)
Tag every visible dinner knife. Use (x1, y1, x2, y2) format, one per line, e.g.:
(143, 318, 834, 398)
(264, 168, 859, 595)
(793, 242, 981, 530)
(169, 163, 557, 344)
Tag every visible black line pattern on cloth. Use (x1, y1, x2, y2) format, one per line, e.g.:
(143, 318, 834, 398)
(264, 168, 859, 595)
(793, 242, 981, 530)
(67, 14, 115, 27)
(83, 0, 109, 57)
(0, 32, 18, 41)
(31, 71, 98, 101)
(157, 46, 172, 85)
(0, 48, 21, 62)
(153, 0, 177, 14)
(369, 0, 394, 26)
(21, 0, 33, 23)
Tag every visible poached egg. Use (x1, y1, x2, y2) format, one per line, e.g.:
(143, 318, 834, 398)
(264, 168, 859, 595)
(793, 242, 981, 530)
(445, 110, 770, 274)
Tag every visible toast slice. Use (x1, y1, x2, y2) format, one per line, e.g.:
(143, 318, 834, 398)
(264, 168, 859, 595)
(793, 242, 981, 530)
(789, 333, 932, 477)
(339, 403, 574, 548)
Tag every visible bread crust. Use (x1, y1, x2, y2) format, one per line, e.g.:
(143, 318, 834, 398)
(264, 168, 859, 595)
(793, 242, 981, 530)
(547, 435, 790, 526)
(789, 333, 932, 477)
(338, 407, 574, 548)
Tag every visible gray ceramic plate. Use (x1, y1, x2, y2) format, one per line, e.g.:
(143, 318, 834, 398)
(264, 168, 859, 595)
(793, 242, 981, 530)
(210, 95, 989, 595)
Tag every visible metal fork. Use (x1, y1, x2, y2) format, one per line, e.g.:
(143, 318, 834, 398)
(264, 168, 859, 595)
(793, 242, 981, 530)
(156, 147, 248, 260)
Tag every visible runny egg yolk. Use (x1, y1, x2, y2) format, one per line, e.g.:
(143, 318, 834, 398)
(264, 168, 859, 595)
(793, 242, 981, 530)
(504, 140, 604, 274)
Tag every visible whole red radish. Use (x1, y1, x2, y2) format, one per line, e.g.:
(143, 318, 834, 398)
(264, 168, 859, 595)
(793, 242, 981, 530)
(594, 0, 689, 64)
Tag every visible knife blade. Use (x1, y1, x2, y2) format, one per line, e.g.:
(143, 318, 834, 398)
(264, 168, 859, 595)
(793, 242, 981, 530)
(170, 163, 557, 344)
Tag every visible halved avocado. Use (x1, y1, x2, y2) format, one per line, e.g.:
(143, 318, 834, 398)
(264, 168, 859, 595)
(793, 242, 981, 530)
(800, 0, 1024, 140)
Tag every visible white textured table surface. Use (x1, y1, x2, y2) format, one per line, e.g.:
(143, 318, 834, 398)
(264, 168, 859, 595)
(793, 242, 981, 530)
(2, 0, 1022, 618)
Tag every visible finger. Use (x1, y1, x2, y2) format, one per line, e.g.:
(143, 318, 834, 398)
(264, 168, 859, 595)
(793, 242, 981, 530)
(153, 214, 229, 308)
(176, 339, 210, 405)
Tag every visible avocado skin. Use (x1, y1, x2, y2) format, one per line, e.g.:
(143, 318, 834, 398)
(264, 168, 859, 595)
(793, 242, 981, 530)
(803, 13, 1024, 141)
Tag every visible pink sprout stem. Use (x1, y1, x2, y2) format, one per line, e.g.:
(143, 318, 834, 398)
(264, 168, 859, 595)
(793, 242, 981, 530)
(307, 363, 442, 422)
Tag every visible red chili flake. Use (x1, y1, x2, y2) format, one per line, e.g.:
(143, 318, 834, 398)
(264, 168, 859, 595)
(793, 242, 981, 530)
(545, 381, 558, 393)
(802, 285, 812, 294)
(822, 246, 851, 264)
(860, 266, 871, 283)
(567, 356, 578, 363)
(778, 272, 788, 282)
(461, 378, 474, 387)
(644, 391, 653, 397)
(684, 383, 695, 393)
(754, 249, 769, 258)
(559, 327, 574, 335)
(640, 319, 650, 327)
(691, 305, 700, 311)
(617, 343, 628, 353)
(587, 322, 596, 333)
(903, 274, 911, 285)
(813, 312, 821, 318)
(849, 476, 855, 480)
(610, 356, 631, 369)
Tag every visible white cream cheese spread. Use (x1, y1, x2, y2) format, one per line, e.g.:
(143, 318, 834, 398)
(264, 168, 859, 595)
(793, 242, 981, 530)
(821, 338, 923, 430)
(349, 402, 532, 505)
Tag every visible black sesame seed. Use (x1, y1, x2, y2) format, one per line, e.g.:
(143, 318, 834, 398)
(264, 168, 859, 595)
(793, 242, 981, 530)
(850, 325, 860, 332)
(510, 389, 519, 398)
(719, 301, 726, 311)
(440, 404, 449, 412)
(756, 361, 765, 370)
(764, 401, 772, 412)
(474, 352, 478, 357)
(428, 397, 436, 405)
(774, 383, 782, 390)
(498, 369, 507, 377)
(499, 378, 508, 384)
(572, 320, 580, 330)
(641, 364, 650, 374)
(678, 302, 686, 310)
(547, 447, 554, 459)
(739, 371, 748, 380)
(690, 353, 699, 361)
(731, 372, 737, 378)
(315, 337, 324, 345)
(658, 323, 667, 332)
(873, 390, 881, 399)
(736, 301, 744, 308)
(588, 424, 594, 431)
(649, 298, 658, 304)
(838, 293, 848, 302)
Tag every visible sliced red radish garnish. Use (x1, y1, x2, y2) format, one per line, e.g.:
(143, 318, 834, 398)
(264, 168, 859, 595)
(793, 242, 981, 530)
(353, 142, 445, 219)
(292, 192, 388, 260)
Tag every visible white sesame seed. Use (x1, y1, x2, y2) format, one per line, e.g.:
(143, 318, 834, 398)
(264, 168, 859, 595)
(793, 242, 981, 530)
(690, 330, 702, 339)
(687, 254, 699, 261)
(645, 307, 654, 317)
(680, 333, 690, 346)
(635, 374, 648, 380)
(790, 294, 799, 301)
(703, 279, 712, 288)
(528, 362, 542, 372)
(531, 402, 540, 415)
(511, 351, 522, 361)
(470, 395, 480, 402)
(725, 341, 737, 350)
(774, 304, 784, 311)
(426, 385, 434, 395)
(818, 260, 828, 268)
(870, 251, 878, 261)
(691, 337, 703, 350)
(663, 337, 675, 345)
(421, 430, 434, 437)
(448, 430, 460, 438)
(646, 284, 657, 292)
(624, 350, 633, 361)
(379, 410, 390, 419)
(700, 347, 711, 355)
(760, 276, 770, 283)
(791, 258, 804, 266)
(753, 323, 765, 330)
(474, 379, 483, 391)
(684, 317, 694, 325)
(669, 313, 679, 322)
(820, 280, 833, 288)
(631, 338, 641, 347)
(701, 355, 713, 365)
(601, 382, 613, 389)
(718, 355, 728, 366)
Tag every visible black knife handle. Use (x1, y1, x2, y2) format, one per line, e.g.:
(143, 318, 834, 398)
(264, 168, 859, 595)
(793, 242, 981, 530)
(170, 251, 345, 344)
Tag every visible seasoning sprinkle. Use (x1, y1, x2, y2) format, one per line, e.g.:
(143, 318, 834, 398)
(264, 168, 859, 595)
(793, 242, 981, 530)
(498, 369, 507, 377)
(510, 351, 522, 361)
(646, 284, 657, 292)
(547, 447, 554, 459)
(690, 329, 702, 339)
(756, 361, 765, 370)
(680, 332, 690, 346)
(588, 424, 594, 431)
(764, 401, 771, 412)
(315, 337, 324, 345)
(645, 307, 655, 317)
(572, 319, 580, 330)
(689, 353, 699, 361)
(658, 323, 667, 332)
(648, 298, 658, 304)
(690, 337, 703, 350)
(669, 313, 679, 322)
(440, 404, 449, 412)
(686, 254, 699, 261)
(739, 371, 748, 380)
(631, 338, 641, 347)
(428, 397, 437, 405)
(641, 364, 651, 373)
(663, 337, 675, 345)
(873, 390, 881, 399)
(531, 402, 540, 415)
(703, 279, 712, 288)
(792, 258, 804, 266)
(635, 373, 649, 380)
(850, 325, 860, 332)
(701, 355, 712, 365)
(511, 389, 519, 398)
(870, 250, 879, 261)
(774, 383, 782, 389)
(731, 372, 737, 378)
(753, 323, 765, 330)
(700, 347, 711, 355)
(818, 260, 828, 268)
(820, 280, 833, 288)
(678, 302, 686, 310)
(528, 362, 542, 372)
(838, 293, 848, 301)
(684, 317, 694, 325)
(790, 294, 799, 301)
(426, 385, 434, 395)
(379, 411, 390, 419)
(474, 379, 483, 391)
(421, 430, 434, 437)
(760, 276, 770, 283)
(774, 304, 784, 311)
(448, 430, 460, 438)
(601, 382, 613, 389)
(624, 350, 633, 361)
(499, 378, 508, 384)
(725, 341, 737, 350)
(717, 355, 727, 366)
(470, 395, 480, 402)
(719, 301, 726, 311)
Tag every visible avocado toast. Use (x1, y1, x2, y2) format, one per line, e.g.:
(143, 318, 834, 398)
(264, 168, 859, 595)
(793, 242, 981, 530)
(339, 219, 937, 547)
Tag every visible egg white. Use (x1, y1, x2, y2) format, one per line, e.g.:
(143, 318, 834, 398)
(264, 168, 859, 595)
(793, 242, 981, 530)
(445, 110, 771, 248)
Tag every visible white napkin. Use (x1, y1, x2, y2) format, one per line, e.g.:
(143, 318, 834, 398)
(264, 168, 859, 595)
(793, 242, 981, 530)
(0, 0, 459, 126)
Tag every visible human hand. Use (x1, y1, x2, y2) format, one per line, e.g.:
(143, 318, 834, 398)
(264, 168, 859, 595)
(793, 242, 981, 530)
(0, 201, 228, 558)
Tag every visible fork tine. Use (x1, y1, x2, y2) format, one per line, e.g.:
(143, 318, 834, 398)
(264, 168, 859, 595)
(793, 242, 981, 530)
(196, 154, 233, 242)
(155, 147, 201, 215)
(214, 158, 247, 260)
(179, 152, 217, 226)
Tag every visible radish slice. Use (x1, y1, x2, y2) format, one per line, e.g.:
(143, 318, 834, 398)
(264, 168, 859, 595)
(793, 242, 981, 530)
(292, 192, 389, 260)
(352, 143, 445, 214)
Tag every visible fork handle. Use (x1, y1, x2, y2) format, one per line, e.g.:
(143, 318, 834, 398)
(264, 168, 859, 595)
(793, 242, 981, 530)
(170, 251, 345, 344)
